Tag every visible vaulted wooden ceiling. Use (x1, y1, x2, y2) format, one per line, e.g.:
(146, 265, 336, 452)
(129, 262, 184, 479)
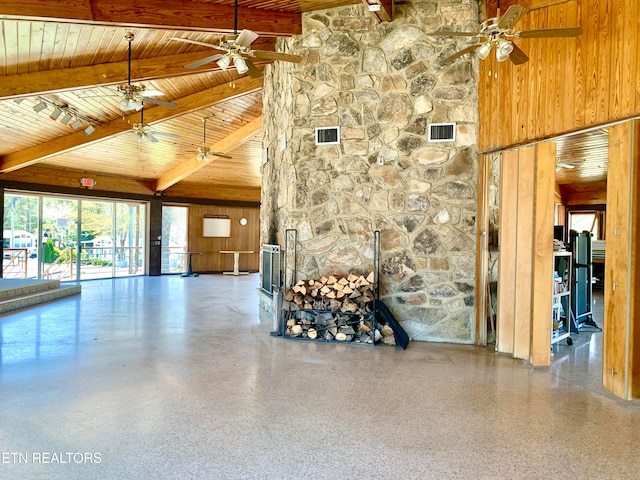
(0, 0, 361, 203)
(0, 0, 610, 204)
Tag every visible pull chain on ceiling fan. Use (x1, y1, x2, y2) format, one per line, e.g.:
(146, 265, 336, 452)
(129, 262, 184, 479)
(429, 4, 582, 66)
(169, 0, 301, 77)
(197, 117, 232, 161)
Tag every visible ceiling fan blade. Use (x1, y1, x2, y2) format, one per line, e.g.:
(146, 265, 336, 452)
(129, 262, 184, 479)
(185, 53, 225, 69)
(517, 27, 583, 39)
(141, 89, 165, 96)
(152, 131, 181, 139)
(427, 31, 479, 37)
(140, 97, 178, 109)
(209, 151, 233, 159)
(244, 58, 263, 78)
(235, 29, 259, 48)
(169, 37, 225, 50)
(497, 4, 529, 30)
(147, 133, 160, 143)
(439, 44, 481, 65)
(557, 162, 576, 169)
(508, 43, 529, 65)
(252, 50, 302, 63)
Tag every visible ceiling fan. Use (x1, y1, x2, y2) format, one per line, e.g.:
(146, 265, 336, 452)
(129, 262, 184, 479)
(556, 158, 582, 170)
(131, 103, 180, 143)
(429, 4, 582, 65)
(197, 117, 232, 162)
(116, 32, 179, 112)
(169, 0, 301, 77)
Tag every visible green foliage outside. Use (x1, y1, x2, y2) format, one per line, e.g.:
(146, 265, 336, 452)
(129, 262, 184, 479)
(43, 239, 58, 264)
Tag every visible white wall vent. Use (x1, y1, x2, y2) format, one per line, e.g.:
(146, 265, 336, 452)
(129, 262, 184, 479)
(428, 122, 456, 143)
(315, 126, 340, 145)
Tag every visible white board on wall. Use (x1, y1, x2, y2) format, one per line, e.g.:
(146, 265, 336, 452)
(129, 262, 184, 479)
(203, 215, 231, 237)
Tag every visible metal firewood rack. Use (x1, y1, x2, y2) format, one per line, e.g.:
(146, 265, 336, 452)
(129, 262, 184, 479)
(275, 230, 381, 346)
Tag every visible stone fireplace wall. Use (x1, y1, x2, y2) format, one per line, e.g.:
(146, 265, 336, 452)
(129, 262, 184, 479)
(261, 0, 480, 343)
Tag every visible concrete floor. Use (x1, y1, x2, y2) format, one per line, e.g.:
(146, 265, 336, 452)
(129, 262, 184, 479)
(0, 275, 639, 479)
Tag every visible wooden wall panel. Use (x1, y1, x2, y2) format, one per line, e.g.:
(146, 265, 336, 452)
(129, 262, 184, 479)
(187, 204, 260, 273)
(513, 147, 535, 359)
(632, 121, 640, 399)
(530, 142, 556, 366)
(603, 121, 632, 398)
(496, 150, 519, 354)
(479, 0, 640, 152)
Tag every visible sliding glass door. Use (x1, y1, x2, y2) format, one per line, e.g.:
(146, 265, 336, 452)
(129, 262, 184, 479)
(3, 192, 147, 281)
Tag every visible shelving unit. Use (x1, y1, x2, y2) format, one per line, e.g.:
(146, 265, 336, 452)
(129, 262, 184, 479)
(552, 251, 572, 349)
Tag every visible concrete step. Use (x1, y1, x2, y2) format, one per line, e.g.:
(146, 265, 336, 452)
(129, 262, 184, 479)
(0, 279, 61, 301)
(0, 280, 81, 314)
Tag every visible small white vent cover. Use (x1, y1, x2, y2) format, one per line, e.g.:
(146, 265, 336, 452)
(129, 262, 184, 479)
(428, 122, 456, 143)
(315, 126, 340, 145)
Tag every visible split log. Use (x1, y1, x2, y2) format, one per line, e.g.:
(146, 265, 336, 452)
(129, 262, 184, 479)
(290, 324, 303, 336)
(335, 332, 347, 341)
(308, 328, 318, 339)
(337, 277, 349, 286)
(381, 325, 394, 337)
(327, 275, 338, 285)
(358, 321, 372, 333)
(366, 271, 375, 284)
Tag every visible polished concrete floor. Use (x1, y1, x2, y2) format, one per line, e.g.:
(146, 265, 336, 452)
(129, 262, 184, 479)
(0, 275, 639, 479)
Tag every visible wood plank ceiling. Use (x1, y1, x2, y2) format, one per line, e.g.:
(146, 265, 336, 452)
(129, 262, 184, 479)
(0, 0, 360, 202)
(0, 0, 610, 203)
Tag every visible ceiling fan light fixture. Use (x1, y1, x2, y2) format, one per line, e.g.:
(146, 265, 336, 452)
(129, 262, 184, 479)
(217, 55, 232, 70)
(477, 42, 492, 60)
(233, 55, 249, 75)
(496, 38, 514, 62)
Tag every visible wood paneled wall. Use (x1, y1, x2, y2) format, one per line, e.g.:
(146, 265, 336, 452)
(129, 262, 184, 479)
(495, 143, 556, 366)
(187, 204, 260, 273)
(603, 120, 640, 399)
(479, 0, 640, 152)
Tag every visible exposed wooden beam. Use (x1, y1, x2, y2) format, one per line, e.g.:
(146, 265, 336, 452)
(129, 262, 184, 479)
(361, 0, 393, 22)
(0, 0, 301, 36)
(0, 164, 155, 195)
(155, 116, 263, 192)
(0, 76, 263, 173)
(0, 40, 274, 100)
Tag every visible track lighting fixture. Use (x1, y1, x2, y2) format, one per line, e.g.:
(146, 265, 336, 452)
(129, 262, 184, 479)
(49, 107, 63, 120)
(60, 112, 73, 125)
(33, 100, 47, 113)
(29, 97, 97, 133)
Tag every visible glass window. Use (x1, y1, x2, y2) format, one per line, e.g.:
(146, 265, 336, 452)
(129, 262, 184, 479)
(161, 206, 188, 274)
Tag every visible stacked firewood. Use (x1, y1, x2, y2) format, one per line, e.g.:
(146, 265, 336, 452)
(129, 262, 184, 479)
(281, 272, 396, 345)
(283, 272, 376, 313)
(285, 311, 374, 343)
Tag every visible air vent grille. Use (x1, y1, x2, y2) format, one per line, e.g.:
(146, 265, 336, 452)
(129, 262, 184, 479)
(428, 122, 456, 142)
(315, 126, 340, 145)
